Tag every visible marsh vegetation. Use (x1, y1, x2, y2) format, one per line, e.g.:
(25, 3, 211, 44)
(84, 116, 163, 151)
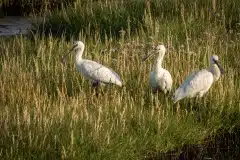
(0, 0, 240, 159)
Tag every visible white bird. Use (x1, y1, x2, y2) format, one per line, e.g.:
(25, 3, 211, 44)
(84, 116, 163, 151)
(61, 41, 122, 87)
(173, 55, 224, 103)
(143, 44, 173, 94)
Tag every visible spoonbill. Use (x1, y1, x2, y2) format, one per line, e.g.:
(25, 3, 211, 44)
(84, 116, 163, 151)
(61, 41, 122, 87)
(173, 55, 224, 103)
(143, 44, 173, 94)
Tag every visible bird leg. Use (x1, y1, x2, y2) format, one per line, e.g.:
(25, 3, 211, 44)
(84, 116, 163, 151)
(152, 87, 159, 94)
(92, 81, 100, 88)
(92, 81, 100, 97)
(152, 87, 166, 95)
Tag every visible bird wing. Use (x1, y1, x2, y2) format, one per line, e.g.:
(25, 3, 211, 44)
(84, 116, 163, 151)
(149, 69, 173, 93)
(149, 71, 158, 88)
(174, 69, 213, 101)
(79, 60, 122, 86)
(161, 69, 173, 90)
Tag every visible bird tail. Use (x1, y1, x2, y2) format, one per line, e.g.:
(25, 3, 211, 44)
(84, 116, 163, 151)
(116, 80, 123, 87)
(110, 78, 122, 87)
(110, 70, 123, 87)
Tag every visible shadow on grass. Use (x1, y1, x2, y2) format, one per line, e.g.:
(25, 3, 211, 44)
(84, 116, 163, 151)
(31, 0, 240, 41)
(143, 127, 240, 160)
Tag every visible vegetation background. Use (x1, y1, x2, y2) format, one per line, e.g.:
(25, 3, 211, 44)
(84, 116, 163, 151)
(0, 0, 240, 159)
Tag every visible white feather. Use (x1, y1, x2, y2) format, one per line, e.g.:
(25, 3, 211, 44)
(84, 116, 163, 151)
(64, 41, 122, 87)
(77, 59, 122, 86)
(173, 55, 223, 103)
(148, 45, 172, 93)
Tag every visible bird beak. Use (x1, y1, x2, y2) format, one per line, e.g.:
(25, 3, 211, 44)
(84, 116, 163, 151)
(60, 44, 77, 64)
(214, 60, 224, 74)
(142, 50, 156, 62)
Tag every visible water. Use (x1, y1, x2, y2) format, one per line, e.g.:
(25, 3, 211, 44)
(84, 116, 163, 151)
(0, 16, 32, 36)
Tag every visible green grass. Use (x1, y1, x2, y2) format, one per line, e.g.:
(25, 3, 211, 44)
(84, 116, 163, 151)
(34, 0, 240, 39)
(34, 0, 147, 39)
(1, 0, 240, 159)
(2, 0, 76, 16)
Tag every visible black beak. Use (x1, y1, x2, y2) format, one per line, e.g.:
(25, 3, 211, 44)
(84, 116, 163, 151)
(60, 44, 77, 64)
(214, 59, 224, 74)
(142, 50, 156, 62)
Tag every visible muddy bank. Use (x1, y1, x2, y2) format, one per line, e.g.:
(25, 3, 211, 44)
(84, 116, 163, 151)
(0, 16, 32, 36)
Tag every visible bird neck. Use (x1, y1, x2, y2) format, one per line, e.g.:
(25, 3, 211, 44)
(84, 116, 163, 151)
(75, 48, 84, 64)
(209, 64, 221, 81)
(154, 51, 164, 72)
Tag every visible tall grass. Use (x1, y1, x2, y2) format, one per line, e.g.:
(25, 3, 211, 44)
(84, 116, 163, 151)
(34, 0, 240, 39)
(1, 0, 240, 159)
(34, 0, 147, 39)
(2, 0, 76, 16)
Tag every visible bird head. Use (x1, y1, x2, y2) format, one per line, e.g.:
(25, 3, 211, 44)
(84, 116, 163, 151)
(210, 55, 219, 63)
(210, 55, 224, 74)
(61, 40, 85, 63)
(142, 44, 167, 61)
(155, 44, 166, 53)
(72, 41, 85, 51)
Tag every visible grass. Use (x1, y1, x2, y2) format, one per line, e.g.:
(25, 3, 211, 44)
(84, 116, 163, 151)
(34, 0, 240, 39)
(2, 0, 76, 16)
(34, 0, 147, 39)
(1, 0, 240, 159)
